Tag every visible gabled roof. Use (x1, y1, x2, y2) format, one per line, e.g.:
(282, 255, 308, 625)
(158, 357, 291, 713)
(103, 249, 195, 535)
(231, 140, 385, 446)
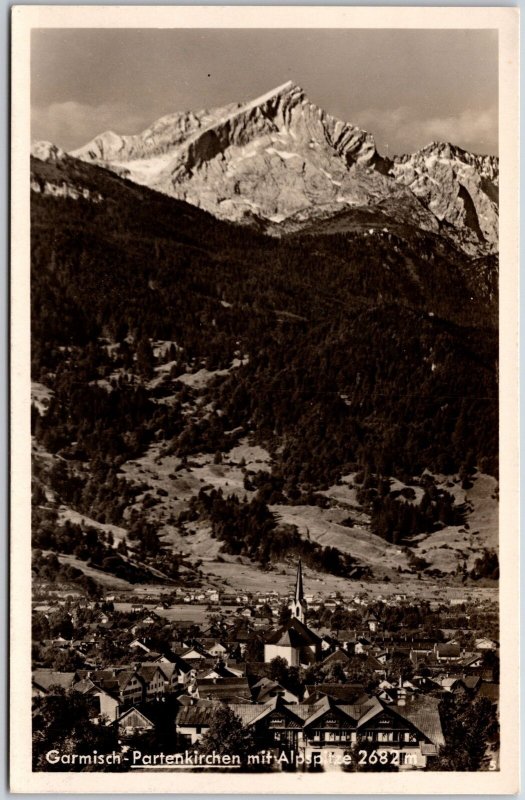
(265, 617, 321, 647)
(159, 649, 193, 673)
(303, 695, 365, 727)
(322, 649, 352, 666)
(117, 706, 155, 728)
(116, 669, 144, 690)
(176, 704, 219, 727)
(439, 677, 460, 689)
(393, 697, 445, 747)
(357, 696, 445, 747)
(32, 670, 76, 692)
(305, 683, 366, 704)
(355, 697, 385, 727)
(461, 653, 483, 667)
(436, 643, 461, 657)
(196, 677, 252, 702)
(230, 703, 275, 727)
(72, 678, 97, 695)
(251, 677, 289, 700)
(137, 663, 168, 683)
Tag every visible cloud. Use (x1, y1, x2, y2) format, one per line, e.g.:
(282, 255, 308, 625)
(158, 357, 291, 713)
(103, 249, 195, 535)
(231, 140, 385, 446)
(31, 101, 147, 150)
(354, 105, 498, 156)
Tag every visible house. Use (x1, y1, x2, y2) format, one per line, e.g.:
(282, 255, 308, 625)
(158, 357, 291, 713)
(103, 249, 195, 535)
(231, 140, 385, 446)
(176, 702, 218, 744)
(136, 664, 167, 700)
(321, 649, 352, 668)
(411, 674, 441, 693)
(181, 644, 211, 660)
(304, 684, 367, 704)
(116, 706, 156, 738)
(195, 677, 252, 703)
(117, 696, 181, 739)
(236, 693, 444, 771)
(200, 640, 228, 658)
(461, 653, 484, 670)
(114, 669, 146, 705)
(434, 642, 461, 662)
(354, 695, 445, 767)
(251, 677, 300, 704)
(355, 637, 372, 655)
(375, 650, 390, 665)
(436, 676, 463, 694)
(197, 661, 244, 680)
(158, 651, 196, 686)
(364, 609, 380, 633)
(73, 678, 120, 722)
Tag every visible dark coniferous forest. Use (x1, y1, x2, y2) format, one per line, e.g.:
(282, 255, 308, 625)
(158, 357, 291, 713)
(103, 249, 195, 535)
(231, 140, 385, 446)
(30, 154, 498, 580)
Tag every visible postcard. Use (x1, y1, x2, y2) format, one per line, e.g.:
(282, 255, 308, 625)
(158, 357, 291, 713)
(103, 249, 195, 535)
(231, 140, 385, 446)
(10, 5, 519, 793)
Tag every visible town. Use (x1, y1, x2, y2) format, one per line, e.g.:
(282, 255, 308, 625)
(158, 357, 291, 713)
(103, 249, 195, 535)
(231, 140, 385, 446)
(32, 561, 499, 772)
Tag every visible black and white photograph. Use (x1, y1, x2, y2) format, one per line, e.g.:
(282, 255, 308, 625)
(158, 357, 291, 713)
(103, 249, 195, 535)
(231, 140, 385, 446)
(10, 5, 519, 794)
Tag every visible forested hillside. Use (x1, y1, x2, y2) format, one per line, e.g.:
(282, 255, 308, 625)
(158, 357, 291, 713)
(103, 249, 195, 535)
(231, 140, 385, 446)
(30, 154, 498, 582)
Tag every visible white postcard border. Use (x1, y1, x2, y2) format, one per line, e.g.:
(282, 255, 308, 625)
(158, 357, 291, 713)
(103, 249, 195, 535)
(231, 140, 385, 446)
(10, 5, 520, 794)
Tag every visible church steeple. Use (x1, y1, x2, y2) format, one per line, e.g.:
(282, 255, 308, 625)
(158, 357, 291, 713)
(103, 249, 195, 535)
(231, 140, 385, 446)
(289, 559, 307, 623)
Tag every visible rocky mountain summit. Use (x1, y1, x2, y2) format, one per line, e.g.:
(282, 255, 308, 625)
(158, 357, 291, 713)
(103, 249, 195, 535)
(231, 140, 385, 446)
(52, 81, 497, 253)
(30, 140, 66, 163)
(391, 142, 498, 251)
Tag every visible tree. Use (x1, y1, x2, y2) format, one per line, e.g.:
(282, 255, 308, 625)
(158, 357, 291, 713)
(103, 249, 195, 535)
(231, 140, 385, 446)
(433, 695, 499, 771)
(278, 604, 291, 625)
(244, 633, 264, 663)
(135, 334, 154, 379)
(198, 705, 258, 767)
(268, 656, 290, 686)
(32, 690, 121, 771)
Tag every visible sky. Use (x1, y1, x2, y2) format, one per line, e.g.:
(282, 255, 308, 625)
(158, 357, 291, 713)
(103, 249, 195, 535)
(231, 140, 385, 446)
(31, 28, 499, 156)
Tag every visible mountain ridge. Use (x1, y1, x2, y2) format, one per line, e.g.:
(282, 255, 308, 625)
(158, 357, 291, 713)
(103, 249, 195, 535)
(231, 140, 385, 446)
(47, 82, 497, 255)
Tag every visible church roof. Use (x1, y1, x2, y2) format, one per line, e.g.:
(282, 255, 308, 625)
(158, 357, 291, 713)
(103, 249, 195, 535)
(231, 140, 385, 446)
(266, 617, 321, 647)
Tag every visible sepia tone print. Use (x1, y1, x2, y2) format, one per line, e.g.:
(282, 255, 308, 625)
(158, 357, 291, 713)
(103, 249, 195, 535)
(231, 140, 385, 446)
(11, 5, 519, 794)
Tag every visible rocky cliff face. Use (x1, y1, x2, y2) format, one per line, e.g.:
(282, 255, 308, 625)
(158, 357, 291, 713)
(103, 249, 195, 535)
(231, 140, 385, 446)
(391, 142, 498, 251)
(69, 81, 498, 253)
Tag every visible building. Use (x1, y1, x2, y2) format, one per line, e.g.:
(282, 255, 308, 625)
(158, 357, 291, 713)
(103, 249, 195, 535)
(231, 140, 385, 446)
(264, 561, 322, 666)
(174, 694, 445, 771)
(264, 618, 322, 667)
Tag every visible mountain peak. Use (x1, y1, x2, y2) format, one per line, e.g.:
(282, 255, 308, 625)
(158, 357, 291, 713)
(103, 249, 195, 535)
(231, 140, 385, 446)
(251, 79, 301, 102)
(31, 140, 66, 163)
(68, 85, 498, 255)
(235, 80, 305, 116)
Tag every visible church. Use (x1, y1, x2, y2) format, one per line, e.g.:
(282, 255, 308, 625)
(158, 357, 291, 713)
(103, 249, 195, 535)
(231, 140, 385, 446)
(264, 561, 322, 667)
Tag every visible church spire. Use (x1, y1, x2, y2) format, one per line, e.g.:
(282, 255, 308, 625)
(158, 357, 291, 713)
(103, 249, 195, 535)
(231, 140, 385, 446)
(289, 559, 307, 623)
(295, 559, 304, 604)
